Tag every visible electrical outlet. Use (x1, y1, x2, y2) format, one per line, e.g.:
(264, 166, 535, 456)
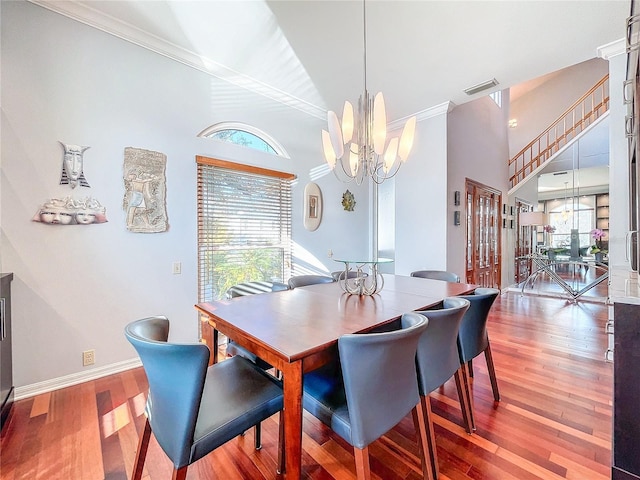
(82, 349, 95, 366)
(172, 261, 182, 275)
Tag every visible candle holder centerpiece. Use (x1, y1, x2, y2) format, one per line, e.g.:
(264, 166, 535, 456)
(333, 258, 393, 295)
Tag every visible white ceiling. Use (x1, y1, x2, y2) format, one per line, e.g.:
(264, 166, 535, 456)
(30, 0, 629, 123)
(29, 0, 622, 196)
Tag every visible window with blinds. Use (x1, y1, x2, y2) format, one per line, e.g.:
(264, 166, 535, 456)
(197, 156, 294, 302)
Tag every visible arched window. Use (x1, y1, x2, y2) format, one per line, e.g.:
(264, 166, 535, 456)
(198, 122, 289, 158)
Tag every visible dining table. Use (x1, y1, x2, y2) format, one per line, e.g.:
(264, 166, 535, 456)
(195, 274, 477, 479)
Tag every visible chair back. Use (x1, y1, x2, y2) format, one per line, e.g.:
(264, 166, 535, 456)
(456, 288, 500, 362)
(125, 316, 209, 468)
(411, 270, 460, 283)
(226, 281, 289, 298)
(338, 312, 428, 449)
(288, 274, 335, 289)
(413, 297, 470, 394)
(331, 270, 368, 281)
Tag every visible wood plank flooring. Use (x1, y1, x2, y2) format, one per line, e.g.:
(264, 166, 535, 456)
(0, 291, 612, 480)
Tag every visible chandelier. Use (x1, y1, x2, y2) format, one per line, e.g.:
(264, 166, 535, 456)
(321, 1, 416, 185)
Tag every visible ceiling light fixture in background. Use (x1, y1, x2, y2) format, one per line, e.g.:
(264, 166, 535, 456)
(321, 0, 416, 185)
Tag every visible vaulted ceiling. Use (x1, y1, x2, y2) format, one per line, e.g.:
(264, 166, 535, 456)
(30, 0, 629, 123)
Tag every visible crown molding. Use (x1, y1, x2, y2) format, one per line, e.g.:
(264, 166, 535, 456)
(598, 38, 625, 59)
(388, 101, 454, 131)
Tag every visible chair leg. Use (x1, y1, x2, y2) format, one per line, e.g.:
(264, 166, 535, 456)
(484, 343, 501, 402)
(353, 446, 371, 480)
(460, 362, 476, 431)
(412, 398, 436, 480)
(467, 359, 474, 378)
(453, 368, 474, 435)
(171, 466, 188, 480)
(254, 423, 262, 450)
(277, 411, 285, 474)
(132, 418, 152, 480)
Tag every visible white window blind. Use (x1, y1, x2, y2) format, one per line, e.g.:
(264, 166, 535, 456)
(197, 156, 294, 302)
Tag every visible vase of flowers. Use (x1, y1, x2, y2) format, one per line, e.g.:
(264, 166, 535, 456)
(543, 224, 556, 248)
(590, 228, 607, 262)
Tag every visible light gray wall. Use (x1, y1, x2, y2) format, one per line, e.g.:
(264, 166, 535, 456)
(1, 1, 369, 388)
(392, 112, 449, 275)
(447, 96, 510, 285)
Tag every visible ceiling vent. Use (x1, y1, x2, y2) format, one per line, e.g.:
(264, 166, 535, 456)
(464, 78, 499, 96)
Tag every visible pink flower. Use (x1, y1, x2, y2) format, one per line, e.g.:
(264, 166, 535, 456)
(591, 229, 605, 240)
(543, 225, 556, 233)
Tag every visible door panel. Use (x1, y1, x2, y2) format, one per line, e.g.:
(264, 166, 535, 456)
(465, 179, 501, 288)
(514, 199, 534, 284)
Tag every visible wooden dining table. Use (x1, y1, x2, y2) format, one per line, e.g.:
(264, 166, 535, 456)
(195, 274, 477, 479)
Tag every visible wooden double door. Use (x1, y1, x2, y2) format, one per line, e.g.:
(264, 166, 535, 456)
(465, 179, 501, 288)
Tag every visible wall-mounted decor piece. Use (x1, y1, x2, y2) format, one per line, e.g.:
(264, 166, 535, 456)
(303, 182, 323, 231)
(123, 147, 168, 233)
(454, 210, 461, 226)
(342, 189, 356, 212)
(454, 190, 461, 206)
(59, 142, 90, 189)
(32, 196, 107, 225)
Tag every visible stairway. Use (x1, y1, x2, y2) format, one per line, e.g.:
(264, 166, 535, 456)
(508, 75, 609, 190)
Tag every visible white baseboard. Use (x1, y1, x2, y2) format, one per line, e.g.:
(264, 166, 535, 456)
(14, 358, 142, 401)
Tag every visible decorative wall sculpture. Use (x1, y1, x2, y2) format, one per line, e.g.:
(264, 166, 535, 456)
(59, 142, 90, 188)
(342, 189, 356, 212)
(32, 197, 107, 225)
(122, 147, 168, 233)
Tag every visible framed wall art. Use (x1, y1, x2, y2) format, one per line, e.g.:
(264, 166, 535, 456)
(303, 182, 322, 231)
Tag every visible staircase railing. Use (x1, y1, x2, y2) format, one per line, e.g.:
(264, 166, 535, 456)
(508, 74, 609, 189)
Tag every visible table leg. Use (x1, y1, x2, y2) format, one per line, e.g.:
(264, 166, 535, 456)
(202, 318, 218, 366)
(282, 361, 303, 479)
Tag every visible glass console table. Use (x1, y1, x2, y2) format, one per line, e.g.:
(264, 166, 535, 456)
(332, 258, 393, 296)
(519, 253, 609, 302)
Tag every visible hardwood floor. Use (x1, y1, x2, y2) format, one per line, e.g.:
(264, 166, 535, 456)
(0, 291, 612, 480)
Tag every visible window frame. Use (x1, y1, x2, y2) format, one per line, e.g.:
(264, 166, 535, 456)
(197, 122, 290, 158)
(196, 155, 295, 304)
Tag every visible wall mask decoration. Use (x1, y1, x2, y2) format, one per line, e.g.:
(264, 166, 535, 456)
(59, 142, 90, 188)
(341, 189, 356, 212)
(303, 182, 322, 231)
(123, 147, 168, 233)
(32, 196, 107, 225)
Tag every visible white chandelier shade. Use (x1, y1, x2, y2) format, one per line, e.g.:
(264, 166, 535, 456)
(322, 93, 416, 185)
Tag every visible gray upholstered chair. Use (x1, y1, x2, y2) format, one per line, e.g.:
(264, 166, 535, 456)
(287, 274, 335, 289)
(331, 270, 368, 281)
(456, 287, 501, 429)
(413, 297, 471, 480)
(411, 270, 461, 283)
(302, 312, 431, 480)
(125, 316, 285, 480)
(226, 280, 289, 298)
(224, 281, 289, 372)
